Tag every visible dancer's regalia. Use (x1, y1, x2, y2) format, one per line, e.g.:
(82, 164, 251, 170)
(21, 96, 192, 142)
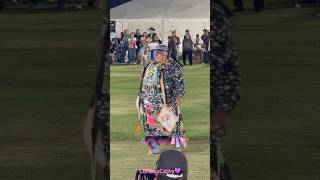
(211, 1, 240, 179)
(137, 44, 187, 154)
(140, 41, 159, 71)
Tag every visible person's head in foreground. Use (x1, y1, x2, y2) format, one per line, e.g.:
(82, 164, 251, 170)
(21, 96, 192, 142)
(154, 44, 168, 64)
(156, 150, 188, 180)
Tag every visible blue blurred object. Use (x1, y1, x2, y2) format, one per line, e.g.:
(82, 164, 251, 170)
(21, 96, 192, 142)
(109, 0, 131, 8)
(175, 136, 181, 149)
(150, 49, 155, 61)
(150, 140, 160, 154)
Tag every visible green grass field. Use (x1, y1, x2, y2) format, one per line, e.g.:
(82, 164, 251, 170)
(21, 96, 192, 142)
(224, 8, 320, 180)
(0, 9, 100, 180)
(0, 6, 319, 180)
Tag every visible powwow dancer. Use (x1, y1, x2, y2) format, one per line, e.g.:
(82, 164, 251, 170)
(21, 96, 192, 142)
(136, 44, 187, 154)
(211, 0, 240, 179)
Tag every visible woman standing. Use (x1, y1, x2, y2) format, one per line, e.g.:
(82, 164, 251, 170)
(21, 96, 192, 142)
(137, 44, 187, 154)
(128, 32, 137, 64)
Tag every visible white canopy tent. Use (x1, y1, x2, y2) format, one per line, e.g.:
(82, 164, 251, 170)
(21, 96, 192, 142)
(110, 0, 210, 52)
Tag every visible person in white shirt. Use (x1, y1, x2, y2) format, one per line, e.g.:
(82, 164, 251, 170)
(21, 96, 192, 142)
(194, 34, 203, 63)
(128, 32, 137, 64)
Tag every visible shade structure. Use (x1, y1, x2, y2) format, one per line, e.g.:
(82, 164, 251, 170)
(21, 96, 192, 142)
(110, 0, 210, 51)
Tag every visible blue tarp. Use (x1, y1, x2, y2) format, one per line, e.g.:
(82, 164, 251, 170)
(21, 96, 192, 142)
(109, 0, 131, 8)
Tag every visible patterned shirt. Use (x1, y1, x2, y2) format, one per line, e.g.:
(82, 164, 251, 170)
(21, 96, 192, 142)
(211, 3, 240, 113)
(161, 59, 185, 107)
(140, 59, 185, 108)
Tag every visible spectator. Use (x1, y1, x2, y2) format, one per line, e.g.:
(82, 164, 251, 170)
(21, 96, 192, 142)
(152, 33, 162, 44)
(233, 0, 264, 12)
(167, 30, 181, 62)
(253, 0, 264, 12)
(135, 29, 143, 55)
(148, 27, 156, 38)
(233, 0, 244, 12)
(120, 32, 124, 41)
(182, 34, 193, 65)
(0, 0, 4, 10)
(110, 31, 119, 42)
(194, 34, 203, 63)
(183, 29, 191, 39)
(128, 32, 137, 64)
(137, 40, 146, 66)
(141, 36, 153, 69)
(201, 29, 210, 64)
(115, 40, 126, 64)
(122, 29, 130, 61)
(141, 32, 148, 42)
(110, 40, 116, 54)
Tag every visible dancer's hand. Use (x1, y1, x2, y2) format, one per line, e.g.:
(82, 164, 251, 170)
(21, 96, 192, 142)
(135, 95, 140, 111)
(213, 110, 229, 137)
(175, 96, 182, 105)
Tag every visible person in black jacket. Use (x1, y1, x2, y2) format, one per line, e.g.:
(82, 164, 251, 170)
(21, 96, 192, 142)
(201, 29, 210, 64)
(167, 30, 181, 62)
(233, 0, 244, 12)
(152, 33, 162, 44)
(182, 34, 193, 65)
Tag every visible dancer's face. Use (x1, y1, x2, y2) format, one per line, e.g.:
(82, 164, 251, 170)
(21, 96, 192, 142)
(155, 52, 167, 64)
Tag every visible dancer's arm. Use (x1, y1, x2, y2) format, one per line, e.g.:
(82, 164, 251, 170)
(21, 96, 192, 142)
(173, 64, 185, 105)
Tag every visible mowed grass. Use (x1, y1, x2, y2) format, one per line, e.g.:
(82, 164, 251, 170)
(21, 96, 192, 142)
(110, 64, 210, 180)
(223, 8, 320, 180)
(0, 9, 101, 180)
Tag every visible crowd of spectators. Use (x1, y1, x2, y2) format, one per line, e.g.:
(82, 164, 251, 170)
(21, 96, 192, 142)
(110, 27, 210, 65)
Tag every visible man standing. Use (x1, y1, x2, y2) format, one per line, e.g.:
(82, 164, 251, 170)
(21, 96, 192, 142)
(148, 27, 156, 38)
(135, 29, 143, 57)
(182, 33, 193, 65)
(194, 34, 203, 63)
(233, 0, 244, 12)
(201, 29, 210, 64)
(183, 29, 191, 39)
(0, 0, 4, 10)
(122, 29, 130, 62)
(167, 30, 181, 62)
(253, 0, 264, 12)
(233, 0, 264, 12)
